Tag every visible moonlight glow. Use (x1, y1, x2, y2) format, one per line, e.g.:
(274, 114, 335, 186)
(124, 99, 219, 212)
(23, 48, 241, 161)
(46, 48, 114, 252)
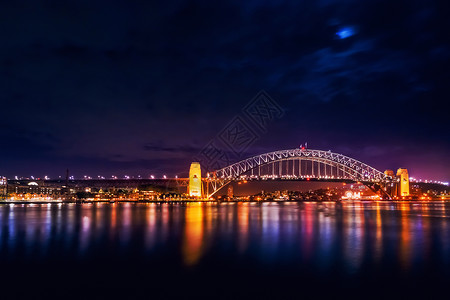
(337, 26, 356, 39)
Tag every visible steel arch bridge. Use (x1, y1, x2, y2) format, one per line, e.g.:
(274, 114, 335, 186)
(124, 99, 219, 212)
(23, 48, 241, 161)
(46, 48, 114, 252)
(206, 148, 390, 198)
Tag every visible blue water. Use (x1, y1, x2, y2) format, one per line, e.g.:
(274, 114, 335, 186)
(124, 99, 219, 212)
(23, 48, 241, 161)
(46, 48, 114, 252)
(1, 201, 450, 299)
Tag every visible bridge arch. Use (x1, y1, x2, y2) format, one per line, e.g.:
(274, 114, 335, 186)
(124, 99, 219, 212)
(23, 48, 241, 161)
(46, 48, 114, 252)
(214, 149, 386, 182)
(207, 149, 388, 197)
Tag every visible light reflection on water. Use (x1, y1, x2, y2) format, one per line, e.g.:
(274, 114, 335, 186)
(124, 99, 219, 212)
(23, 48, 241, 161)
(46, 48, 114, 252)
(1, 201, 450, 276)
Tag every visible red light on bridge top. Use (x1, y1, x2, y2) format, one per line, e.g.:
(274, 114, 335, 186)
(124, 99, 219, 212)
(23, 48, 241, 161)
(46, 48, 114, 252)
(306, 178, 310, 181)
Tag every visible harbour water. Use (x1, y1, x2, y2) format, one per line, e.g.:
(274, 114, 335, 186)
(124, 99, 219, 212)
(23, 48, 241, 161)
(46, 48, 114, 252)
(1, 201, 450, 299)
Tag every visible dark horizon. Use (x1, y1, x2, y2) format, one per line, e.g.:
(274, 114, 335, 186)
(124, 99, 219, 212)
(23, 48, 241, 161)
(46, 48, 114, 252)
(1, 1, 449, 181)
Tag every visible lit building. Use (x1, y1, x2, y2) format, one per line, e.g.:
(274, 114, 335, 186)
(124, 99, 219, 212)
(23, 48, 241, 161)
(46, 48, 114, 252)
(384, 170, 395, 178)
(384, 170, 396, 196)
(0, 176, 7, 198)
(189, 162, 203, 197)
(6, 181, 65, 200)
(396, 168, 410, 197)
(227, 185, 233, 199)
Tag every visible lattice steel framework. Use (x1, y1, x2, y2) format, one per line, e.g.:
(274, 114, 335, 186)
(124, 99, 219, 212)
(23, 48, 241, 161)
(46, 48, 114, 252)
(207, 149, 388, 197)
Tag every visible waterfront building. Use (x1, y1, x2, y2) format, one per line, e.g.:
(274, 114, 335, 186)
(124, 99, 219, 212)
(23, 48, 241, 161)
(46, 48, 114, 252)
(227, 185, 233, 199)
(7, 180, 65, 200)
(1, 176, 7, 198)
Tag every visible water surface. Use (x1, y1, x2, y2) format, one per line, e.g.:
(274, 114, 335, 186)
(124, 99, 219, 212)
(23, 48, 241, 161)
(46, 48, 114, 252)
(1, 201, 449, 299)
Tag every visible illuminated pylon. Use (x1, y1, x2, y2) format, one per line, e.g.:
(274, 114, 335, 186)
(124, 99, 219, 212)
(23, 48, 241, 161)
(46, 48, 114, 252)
(189, 162, 203, 198)
(396, 168, 410, 197)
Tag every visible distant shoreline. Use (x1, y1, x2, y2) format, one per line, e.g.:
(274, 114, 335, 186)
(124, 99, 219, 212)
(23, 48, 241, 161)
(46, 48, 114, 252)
(1, 199, 449, 204)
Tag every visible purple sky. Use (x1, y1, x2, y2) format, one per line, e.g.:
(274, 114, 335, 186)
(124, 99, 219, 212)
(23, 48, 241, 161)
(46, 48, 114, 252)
(0, 1, 449, 181)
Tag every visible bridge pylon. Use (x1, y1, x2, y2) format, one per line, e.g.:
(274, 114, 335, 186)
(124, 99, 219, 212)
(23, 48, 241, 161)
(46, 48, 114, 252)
(396, 168, 410, 197)
(188, 162, 203, 198)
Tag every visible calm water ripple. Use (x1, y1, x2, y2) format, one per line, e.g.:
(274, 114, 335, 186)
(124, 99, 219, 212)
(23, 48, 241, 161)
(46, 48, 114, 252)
(1, 201, 450, 299)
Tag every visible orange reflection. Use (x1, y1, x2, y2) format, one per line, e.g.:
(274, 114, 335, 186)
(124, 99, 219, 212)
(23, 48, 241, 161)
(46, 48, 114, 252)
(205, 204, 213, 237)
(303, 202, 314, 260)
(374, 202, 383, 262)
(182, 203, 204, 266)
(237, 203, 249, 253)
(161, 203, 169, 239)
(145, 203, 157, 248)
(110, 203, 117, 240)
(399, 202, 412, 270)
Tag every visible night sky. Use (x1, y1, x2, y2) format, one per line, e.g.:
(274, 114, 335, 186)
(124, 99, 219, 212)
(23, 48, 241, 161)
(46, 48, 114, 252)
(1, 1, 449, 180)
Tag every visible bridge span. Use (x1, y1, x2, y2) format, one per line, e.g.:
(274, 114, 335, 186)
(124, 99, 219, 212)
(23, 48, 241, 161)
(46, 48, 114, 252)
(202, 148, 393, 198)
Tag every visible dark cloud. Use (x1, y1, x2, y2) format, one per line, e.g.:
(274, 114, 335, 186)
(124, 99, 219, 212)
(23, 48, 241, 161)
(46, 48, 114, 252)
(0, 0, 448, 180)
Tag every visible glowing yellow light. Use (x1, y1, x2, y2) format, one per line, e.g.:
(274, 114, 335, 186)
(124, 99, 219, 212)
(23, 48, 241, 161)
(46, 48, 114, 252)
(188, 162, 203, 198)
